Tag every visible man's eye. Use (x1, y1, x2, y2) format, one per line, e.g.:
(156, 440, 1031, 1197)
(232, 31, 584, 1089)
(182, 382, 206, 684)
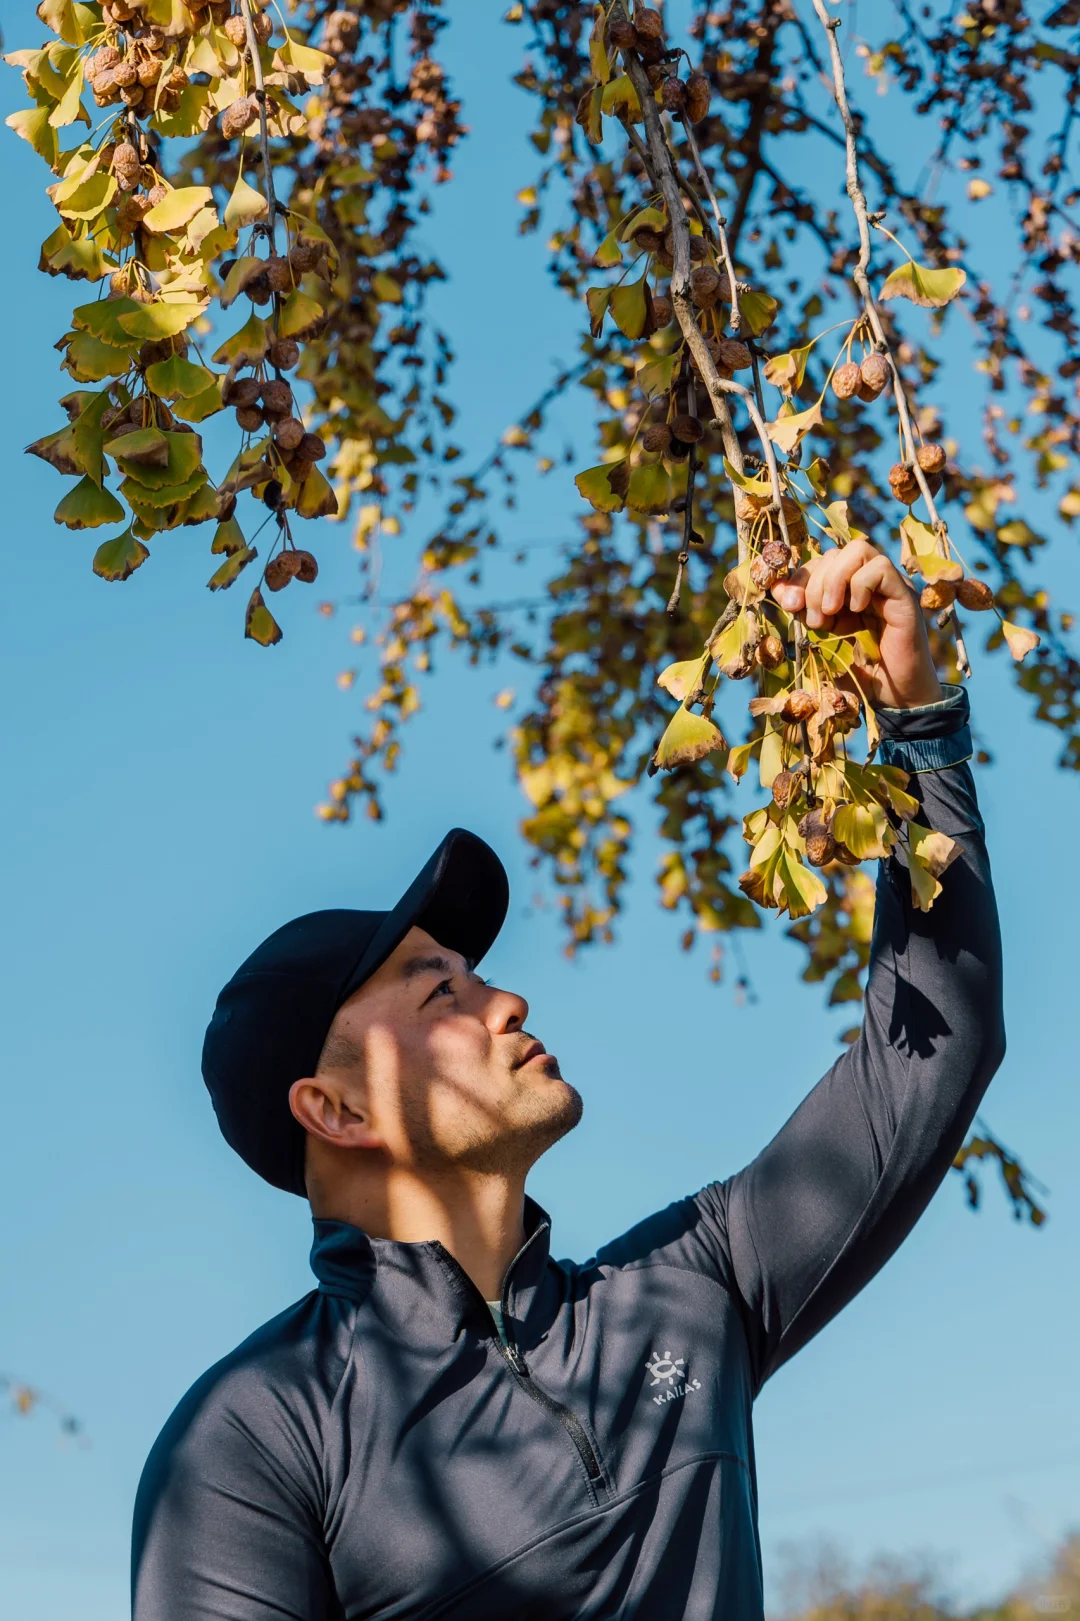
(432, 979, 454, 998)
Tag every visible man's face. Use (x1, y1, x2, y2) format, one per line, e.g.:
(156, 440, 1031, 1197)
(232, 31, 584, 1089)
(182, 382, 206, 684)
(310, 926, 582, 1176)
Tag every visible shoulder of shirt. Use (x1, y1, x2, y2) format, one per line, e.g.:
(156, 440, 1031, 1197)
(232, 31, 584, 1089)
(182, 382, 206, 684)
(151, 1289, 356, 1454)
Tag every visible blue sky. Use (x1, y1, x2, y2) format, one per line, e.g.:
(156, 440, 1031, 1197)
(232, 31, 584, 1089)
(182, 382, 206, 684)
(2, 5, 1079, 1617)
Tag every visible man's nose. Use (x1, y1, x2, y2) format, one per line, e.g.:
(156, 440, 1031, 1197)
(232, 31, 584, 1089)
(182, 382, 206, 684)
(482, 985, 529, 1034)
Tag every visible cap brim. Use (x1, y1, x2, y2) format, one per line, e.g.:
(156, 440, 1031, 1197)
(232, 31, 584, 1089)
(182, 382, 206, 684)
(340, 827, 509, 1003)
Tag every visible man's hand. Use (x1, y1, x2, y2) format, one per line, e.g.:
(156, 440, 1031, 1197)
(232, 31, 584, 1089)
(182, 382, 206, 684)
(771, 539, 944, 710)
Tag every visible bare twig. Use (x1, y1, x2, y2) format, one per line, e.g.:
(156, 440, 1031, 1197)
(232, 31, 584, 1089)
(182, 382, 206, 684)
(810, 0, 971, 677)
(240, 0, 280, 255)
(681, 117, 742, 335)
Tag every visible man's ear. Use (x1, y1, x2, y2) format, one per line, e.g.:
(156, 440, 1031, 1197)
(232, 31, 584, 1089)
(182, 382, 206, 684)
(289, 1077, 385, 1152)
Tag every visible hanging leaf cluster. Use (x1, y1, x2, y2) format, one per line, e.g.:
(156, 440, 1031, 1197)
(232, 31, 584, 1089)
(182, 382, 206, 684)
(7, 0, 464, 642)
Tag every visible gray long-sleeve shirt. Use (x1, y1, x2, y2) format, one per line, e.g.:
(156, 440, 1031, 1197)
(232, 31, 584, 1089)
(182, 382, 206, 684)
(132, 687, 1003, 1620)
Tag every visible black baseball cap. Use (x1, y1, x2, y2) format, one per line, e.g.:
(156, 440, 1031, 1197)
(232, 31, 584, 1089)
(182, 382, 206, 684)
(201, 828, 509, 1196)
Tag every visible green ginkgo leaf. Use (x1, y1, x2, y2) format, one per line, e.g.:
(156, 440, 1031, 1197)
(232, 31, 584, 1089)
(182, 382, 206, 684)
(212, 312, 270, 367)
(586, 286, 610, 337)
(110, 428, 203, 490)
(588, 3, 611, 84)
(72, 297, 142, 347)
(575, 462, 627, 513)
(626, 461, 671, 515)
(652, 706, 726, 771)
(880, 258, 967, 308)
(92, 527, 149, 581)
(245, 587, 283, 646)
(593, 231, 623, 268)
(117, 300, 203, 341)
(54, 475, 124, 529)
(739, 290, 778, 335)
(277, 289, 325, 339)
(61, 331, 132, 381)
(145, 354, 217, 401)
(610, 273, 649, 339)
(207, 545, 257, 591)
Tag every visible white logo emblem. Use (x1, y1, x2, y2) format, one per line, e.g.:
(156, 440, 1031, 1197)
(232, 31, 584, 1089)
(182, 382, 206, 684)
(645, 1349, 702, 1406)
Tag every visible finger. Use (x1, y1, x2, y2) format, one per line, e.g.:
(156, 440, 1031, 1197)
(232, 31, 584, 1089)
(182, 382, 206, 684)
(816, 542, 877, 618)
(846, 555, 891, 616)
(771, 566, 808, 614)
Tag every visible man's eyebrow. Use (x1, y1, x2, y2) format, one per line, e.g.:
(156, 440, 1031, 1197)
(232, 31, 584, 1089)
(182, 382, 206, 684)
(401, 953, 459, 984)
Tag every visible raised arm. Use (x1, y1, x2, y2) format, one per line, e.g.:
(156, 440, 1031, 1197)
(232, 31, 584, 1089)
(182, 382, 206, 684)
(698, 543, 1005, 1391)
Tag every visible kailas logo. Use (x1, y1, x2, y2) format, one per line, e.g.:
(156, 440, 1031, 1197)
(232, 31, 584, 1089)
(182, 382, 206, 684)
(645, 1349, 701, 1406)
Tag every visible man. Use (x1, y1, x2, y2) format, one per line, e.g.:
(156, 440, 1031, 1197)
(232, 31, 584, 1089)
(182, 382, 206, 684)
(132, 539, 1003, 1620)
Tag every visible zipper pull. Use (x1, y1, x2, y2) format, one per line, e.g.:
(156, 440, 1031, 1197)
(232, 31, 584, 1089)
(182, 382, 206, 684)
(504, 1344, 529, 1377)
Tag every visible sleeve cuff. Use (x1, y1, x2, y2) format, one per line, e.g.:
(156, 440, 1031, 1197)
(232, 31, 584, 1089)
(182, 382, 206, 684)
(873, 684, 973, 774)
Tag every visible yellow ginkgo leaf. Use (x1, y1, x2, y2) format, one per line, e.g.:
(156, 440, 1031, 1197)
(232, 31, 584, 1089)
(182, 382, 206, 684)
(765, 398, 823, 454)
(656, 655, 709, 702)
(1001, 620, 1040, 662)
(223, 172, 268, 231)
(880, 258, 967, 308)
(142, 185, 214, 234)
(652, 706, 726, 772)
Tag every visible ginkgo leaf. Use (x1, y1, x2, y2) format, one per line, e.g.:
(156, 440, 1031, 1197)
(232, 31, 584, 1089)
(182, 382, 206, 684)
(295, 466, 339, 519)
(212, 313, 270, 367)
(880, 257, 967, 308)
(7, 106, 59, 164)
(617, 205, 665, 243)
(723, 457, 773, 502)
(92, 527, 149, 581)
(652, 706, 726, 771)
(142, 185, 214, 233)
(208, 544, 257, 590)
(245, 587, 283, 645)
(172, 379, 225, 423)
(907, 552, 963, 584)
(588, 3, 611, 83)
(579, 82, 603, 144)
(105, 426, 170, 469)
(54, 475, 124, 529)
(637, 352, 679, 397)
(26, 424, 83, 477)
(967, 177, 993, 200)
(832, 800, 893, 861)
(48, 59, 86, 128)
(1001, 619, 1040, 661)
(739, 289, 778, 335)
(908, 821, 960, 878)
(277, 289, 325, 340)
(586, 286, 610, 337)
(39, 222, 107, 281)
(117, 300, 203, 341)
(61, 331, 132, 382)
(223, 172, 268, 231)
(765, 397, 823, 454)
(610, 273, 649, 339)
(657, 655, 709, 702)
(575, 462, 626, 513)
(776, 850, 828, 920)
(727, 741, 758, 781)
(601, 73, 641, 120)
(626, 461, 670, 515)
(763, 344, 811, 395)
(273, 38, 335, 83)
(145, 354, 217, 400)
(211, 516, 246, 555)
(593, 231, 623, 268)
(56, 171, 115, 221)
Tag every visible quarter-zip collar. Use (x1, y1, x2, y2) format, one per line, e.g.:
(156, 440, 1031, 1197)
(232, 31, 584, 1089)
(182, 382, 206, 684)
(309, 1196, 553, 1331)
